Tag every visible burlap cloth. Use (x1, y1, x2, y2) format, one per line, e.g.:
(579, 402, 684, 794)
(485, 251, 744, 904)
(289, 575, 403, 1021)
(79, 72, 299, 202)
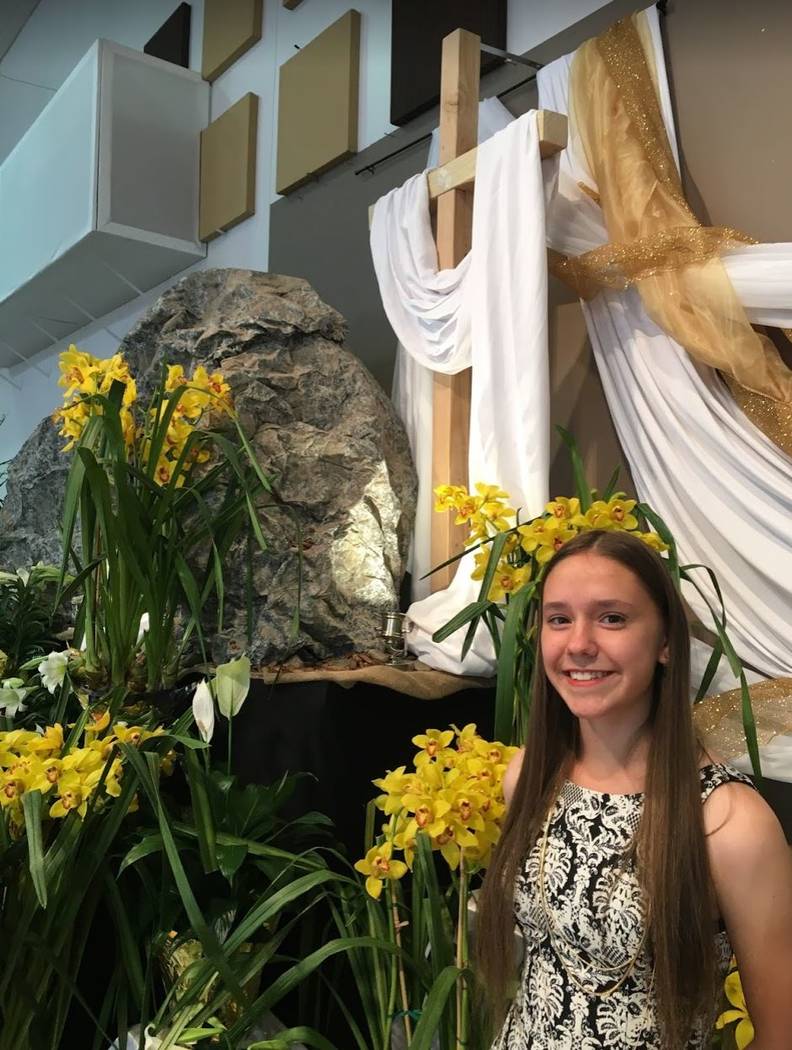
(252, 654, 493, 700)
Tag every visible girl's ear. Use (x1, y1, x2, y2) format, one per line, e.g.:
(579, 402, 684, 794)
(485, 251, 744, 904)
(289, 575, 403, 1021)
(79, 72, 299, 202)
(658, 641, 670, 666)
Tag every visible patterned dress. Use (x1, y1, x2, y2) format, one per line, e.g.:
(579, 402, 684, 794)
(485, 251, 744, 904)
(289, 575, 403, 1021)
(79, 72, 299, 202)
(493, 763, 754, 1049)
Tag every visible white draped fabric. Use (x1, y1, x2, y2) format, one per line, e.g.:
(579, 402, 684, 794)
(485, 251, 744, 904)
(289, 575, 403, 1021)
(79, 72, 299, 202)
(538, 8, 792, 774)
(372, 110, 551, 675)
(391, 98, 516, 605)
(537, 5, 792, 684)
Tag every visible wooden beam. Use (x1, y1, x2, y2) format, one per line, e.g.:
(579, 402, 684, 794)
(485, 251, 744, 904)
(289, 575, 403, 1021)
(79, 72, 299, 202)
(431, 28, 480, 592)
(427, 109, 567, 199)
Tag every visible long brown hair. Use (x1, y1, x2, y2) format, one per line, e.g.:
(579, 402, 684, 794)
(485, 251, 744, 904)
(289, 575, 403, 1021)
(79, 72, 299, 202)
(475, 529, 716, 1048)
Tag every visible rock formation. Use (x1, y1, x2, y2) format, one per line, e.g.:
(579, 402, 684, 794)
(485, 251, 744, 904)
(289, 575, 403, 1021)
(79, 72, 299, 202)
(0, 270, 417, 665)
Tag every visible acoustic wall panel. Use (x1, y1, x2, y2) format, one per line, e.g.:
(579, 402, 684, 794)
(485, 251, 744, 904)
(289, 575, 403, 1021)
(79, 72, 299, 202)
(202, 0, 263, 82)
(144, 2, 191, 68)
(276, 9, 360, 195)
(390, 0, 507, 126)
(0, 40, 208, 364)
(199, 92, 259, 241)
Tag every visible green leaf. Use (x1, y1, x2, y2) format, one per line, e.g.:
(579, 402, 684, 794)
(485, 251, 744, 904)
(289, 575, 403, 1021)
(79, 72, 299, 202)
(118, 833, 164, 874)
(603, 466, 621, 501)
(495, 583, 536, 744)
(432, 599, 492, 644)
(409, 965, 466, 1050)
(694, 638, 724, 703)
(556, 426, 592, 512)
(21, 789, 47, 908)
(183, 746, 218, 873)
(248, 1027, 340, 1050)
(217, 842, 248, 883)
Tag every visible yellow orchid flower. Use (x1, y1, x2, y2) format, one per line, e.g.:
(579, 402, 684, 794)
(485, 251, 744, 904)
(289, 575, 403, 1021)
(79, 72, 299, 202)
(546, 496, 581, 522)
(488, 563, 532, 603)
(412, 729, 455, 768)
(473, 483, 510, 503)
(433, 484, 468, 512)
(49, 772, 90, 819)
(452, 723, 480, 754)
(517, 516, 557, 554)
(354, 842, 409, 900)
(639, 531, 670, 553)
(26, 724, 64, 757)
(401, 796, 452, 842)
(454, 494, 483, 526)
(716, 966, 754, 1049)
(469, 549, 492, 580)
(582, 497, 638, 532)
(372, 766, 415, 814)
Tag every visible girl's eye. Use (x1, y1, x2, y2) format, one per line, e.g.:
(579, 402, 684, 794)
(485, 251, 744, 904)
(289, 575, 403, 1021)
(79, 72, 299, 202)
(601, 613, 626, 626)
(546, 615, 570, 627)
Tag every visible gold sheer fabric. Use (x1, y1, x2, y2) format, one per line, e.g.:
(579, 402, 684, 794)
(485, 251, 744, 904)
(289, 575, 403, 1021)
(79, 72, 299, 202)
(559, 14, 792, 455)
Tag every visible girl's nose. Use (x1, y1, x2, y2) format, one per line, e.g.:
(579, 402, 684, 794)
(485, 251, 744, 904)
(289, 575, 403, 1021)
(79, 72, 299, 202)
(567, 620, 597, 657)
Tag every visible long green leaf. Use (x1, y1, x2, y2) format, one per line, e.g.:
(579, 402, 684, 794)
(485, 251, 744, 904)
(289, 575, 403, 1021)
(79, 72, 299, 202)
(432, 599, 492, 644)
(248, 1027, 340, 1050)
(409, 965, 466, 1050)
(21, 789, 47, 908)
(494, 583, 536, 744)
(556, 426, 592, 512)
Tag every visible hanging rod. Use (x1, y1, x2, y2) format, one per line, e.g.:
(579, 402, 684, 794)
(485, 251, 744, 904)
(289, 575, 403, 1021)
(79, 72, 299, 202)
(479, 43, 542, 69)
(354, 70, 540, 177)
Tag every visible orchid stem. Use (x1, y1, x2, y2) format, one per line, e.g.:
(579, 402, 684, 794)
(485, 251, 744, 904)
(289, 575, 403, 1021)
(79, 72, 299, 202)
(456, 856, 469, 1050)
(390, 880, 413, 1045)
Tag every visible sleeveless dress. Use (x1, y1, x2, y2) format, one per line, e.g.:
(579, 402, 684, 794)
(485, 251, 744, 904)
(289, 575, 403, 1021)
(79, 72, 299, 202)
(493, 763, 754, 1049)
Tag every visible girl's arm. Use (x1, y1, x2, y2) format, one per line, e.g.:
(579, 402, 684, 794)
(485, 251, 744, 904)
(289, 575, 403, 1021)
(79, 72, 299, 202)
(705, 782, 792, 1050)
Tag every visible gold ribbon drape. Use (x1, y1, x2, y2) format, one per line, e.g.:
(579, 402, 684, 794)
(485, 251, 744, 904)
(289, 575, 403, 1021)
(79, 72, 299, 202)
(554, 14, 792, 458)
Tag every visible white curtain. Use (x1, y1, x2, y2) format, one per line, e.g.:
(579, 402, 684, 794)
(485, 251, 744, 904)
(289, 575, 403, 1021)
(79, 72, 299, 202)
(372, 109, 552, 675)
(537, 6, 792, 683)
(538, 8, 792, 774)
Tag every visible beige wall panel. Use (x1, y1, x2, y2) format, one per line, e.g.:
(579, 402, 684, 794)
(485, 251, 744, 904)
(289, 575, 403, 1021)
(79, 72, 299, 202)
(199, 93, 259, 242)
(548, 277, 634, 500)
(276, 9, 360, 195)
(202, 0, 263, 82)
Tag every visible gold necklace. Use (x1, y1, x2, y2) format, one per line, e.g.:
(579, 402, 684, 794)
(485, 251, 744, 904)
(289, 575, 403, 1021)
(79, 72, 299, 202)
(537, 804, 648, 998)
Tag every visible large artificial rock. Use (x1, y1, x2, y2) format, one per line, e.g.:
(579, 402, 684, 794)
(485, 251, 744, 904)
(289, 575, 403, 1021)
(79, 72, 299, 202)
(0, 269, 417, 665)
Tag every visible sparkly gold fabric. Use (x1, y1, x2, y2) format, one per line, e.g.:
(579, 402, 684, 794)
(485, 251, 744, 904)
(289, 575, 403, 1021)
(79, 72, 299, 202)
(549, 226, 755, 302)
(694, 678, 792, 761)
(563, 13, 792, 455)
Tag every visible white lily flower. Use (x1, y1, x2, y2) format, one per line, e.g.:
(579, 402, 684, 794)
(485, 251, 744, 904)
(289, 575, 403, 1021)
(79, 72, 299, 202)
(192, 679, 215, 743)
(214, 655, 251, 719)
(0, 679, 28, 716)
(136, 612, 150, 644)
(38, 650, 69, 694)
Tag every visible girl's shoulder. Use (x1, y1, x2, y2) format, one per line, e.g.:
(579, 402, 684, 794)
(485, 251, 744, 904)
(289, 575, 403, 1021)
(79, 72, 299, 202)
(697, 760, 755, 803)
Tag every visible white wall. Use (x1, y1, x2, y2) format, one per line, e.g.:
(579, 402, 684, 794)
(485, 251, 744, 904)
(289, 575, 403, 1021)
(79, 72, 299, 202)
(0, 0, 609, 464)
(507, 0, 612, 53)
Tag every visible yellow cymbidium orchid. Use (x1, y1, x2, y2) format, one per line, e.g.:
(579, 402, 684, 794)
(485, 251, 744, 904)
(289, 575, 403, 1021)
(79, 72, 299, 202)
(49, 772, 90, 819)
(545, 497, 581, 522)
(354, 843, 409, 900)
(412, 729, 455, 768)
(488, 563, 532, 602)
(715, 966, 754, 1050)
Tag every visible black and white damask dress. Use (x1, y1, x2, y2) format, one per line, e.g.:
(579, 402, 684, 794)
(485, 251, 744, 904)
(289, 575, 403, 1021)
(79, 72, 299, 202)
(493, 763, 754, 1049)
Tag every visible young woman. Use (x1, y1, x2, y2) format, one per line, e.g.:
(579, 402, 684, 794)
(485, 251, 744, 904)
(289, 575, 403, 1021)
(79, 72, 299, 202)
(476, 529, 792, 1049)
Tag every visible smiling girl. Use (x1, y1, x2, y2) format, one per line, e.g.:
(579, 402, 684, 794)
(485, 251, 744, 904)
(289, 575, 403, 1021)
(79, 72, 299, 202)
(476, 529, 792, 1049)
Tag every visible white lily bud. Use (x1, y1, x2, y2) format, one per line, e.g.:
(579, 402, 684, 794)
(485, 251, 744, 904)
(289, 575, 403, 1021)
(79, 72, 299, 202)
(192, 679, 215, 743)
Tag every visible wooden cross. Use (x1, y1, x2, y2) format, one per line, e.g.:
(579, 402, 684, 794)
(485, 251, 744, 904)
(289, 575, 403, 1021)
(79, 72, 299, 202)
(428, 29, 566, 590)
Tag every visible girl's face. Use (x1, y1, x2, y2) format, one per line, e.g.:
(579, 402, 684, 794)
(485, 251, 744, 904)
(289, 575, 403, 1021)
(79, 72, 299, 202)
(540, 552, 669, 725)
